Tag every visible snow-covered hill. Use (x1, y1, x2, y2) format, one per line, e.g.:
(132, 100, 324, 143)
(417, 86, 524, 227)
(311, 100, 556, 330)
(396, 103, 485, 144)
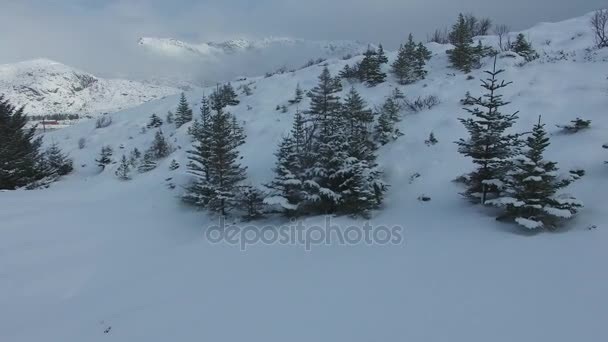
(1, 11, 608, 342)
(0, 59, 181, 116)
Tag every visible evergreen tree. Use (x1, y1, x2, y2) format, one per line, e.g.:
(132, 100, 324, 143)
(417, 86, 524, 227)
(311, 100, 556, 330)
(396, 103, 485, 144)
(266, 111, 311, 215)
(376, 43, 388, 64)
(415, 42, 432, 80)
(456, 58, 520, 203)
(147, 113, 163, 128)
(148, 130, 172, 159)
(447, 14, 478, 73)
(374, 108, 399, 145)
(44, 142, 73, 176)
(115, 155, 131, 180)
(174, 93, 193, 128)
(96, 146, 113, 170)
(391, 35, 417, 85)
(489, 118, 583, 229)
(129, 148, 141, 166)
(184, 107, 247, 215)
(288, 84, 304, 104)
(511, 33, 538, 61)
(339, 64, 359, 80)
(239, 185, 265, 220)
(138, 151, 157, 173)
(222, 83, 240, 106)
(166, 111, 174, 124)
(0, 96, 47, 189)
(359, 46, 386, 86)
(425, 132, 438, 146)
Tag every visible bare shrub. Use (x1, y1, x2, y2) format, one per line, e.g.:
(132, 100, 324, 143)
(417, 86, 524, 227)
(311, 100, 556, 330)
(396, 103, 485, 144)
(403, 95, 440, 112)
(494, 25, 511, 51)
(427, 28, 449, 44)
(95, 115, 112, 129)
(591, 9, 608, 48)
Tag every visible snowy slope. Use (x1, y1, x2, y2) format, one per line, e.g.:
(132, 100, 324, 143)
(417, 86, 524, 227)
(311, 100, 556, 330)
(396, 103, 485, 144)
(0, 59, 180, 116)
(1, 11, 608, 342)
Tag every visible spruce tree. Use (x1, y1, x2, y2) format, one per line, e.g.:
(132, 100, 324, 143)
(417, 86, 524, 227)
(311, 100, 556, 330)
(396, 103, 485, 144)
(184, 107, 247, 215)
(391, 35, 417, 85)
(44, 142, 73, 176)
(166, 111, 174, 124)
(129, 148, 141, 166)
(376, 43, 388, 64)
(174, 93, 193, 128)
(148, 130, 171, 159)
(456, 58, 520, 203)
(414, 42, 432, 80)
(0, 96, 46, 189)
(266, 111, 311, 215)
(96, 146, 113, 171)
(222, 83, 240, 106)
(489, 118, 583, 229)
(359, 46, 386, 86)
(138, 151, 157, 173)
(288, 84, 304, 105)
(115, 155, 131, 180)
(447, 14, 478, 73)
(147, 113, 163, 128)
(239, 185, 265, 220)
(511, 34, 538, 61)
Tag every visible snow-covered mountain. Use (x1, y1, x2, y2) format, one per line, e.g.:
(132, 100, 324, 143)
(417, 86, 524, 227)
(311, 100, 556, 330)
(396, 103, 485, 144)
(2, 11, 608, 342)
(138, 36, 369, 59)
(0, 59, 181, 116)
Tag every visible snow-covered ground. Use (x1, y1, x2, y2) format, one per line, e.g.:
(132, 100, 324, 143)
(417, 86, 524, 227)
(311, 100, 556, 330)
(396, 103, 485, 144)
(1, 12, 608, 342)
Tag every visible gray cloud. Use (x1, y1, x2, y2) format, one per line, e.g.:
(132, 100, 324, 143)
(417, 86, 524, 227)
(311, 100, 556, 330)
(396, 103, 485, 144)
(1, 0, 605, 81)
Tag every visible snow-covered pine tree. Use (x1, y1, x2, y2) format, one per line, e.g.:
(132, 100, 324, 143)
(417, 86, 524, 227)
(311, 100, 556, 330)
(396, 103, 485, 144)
(129, 148, 141, 166)
(96, 146, 113, 171)
(148, 130, 172, 159)
(174, 93, 193, 128)
(115, 155, 131, 180)
(488, 117, 583, 230)
(414, 42, 432, 80)
(447, 14, 478, 73)
(138, 151, 156, 173)
(239, 185, 265, 220)
(377, 43, 389, 64)
(147, 113, 163, 128)
(456, 58, 520, 204)
(166, 111, 174, 124)
(511, 33, 538, 61)
(184, 106, 247, 215)
(44, 142, 73, 176)
(391, 34, 417, 85)
(0, 96, 48, 189)
(339, 64, 359, 80)
(359, 46, 386, 86)
(266, 111, 311, 216)
(222, 83, 240, 106)
(288, 83, 304, 105)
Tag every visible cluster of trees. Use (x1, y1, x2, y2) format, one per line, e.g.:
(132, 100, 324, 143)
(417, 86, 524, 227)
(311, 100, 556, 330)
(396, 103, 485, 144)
(456, 59, 582, 230)
(391, 34, 432, 85)
(340, 45, 389, 86)
(447, 13, 496, 72)
(28, 113, 80, 121)
(267, 67, 388, 217)
(428, 13, 492, 44)
(0, 96, 72, 190)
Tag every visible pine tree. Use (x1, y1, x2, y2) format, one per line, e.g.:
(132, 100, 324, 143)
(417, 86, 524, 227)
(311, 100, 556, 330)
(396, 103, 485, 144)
(0, 96, 47, 189)
(222, 83, 240, 106)
(239, 185, 265, 220)
(415, 42, 432, 80)
(376, 43, 388, 64)
(266, 111, 310, 215)
(147, 113, 163, 128)
(138, 151, 156, 173)
(511, 33, 538, 61)
(425, 132, 438, 146)
(374, 109, 398, 145)
(115, 155, 131, 180)
(307, 67, 343, 127)
(169, 159, 180, 170)
(174, 93, 193, 128)
(391, 35, 417, 85)
(129, 148, 141, 166)
(339, 64, 359, 80)
(96, 146, 113, 170)
(447, 14, 478, 73)
(166, 111, 174, 124)
(148, 130, 172, 159)
(456, 58, 520, 203)
(359, 46, 386, 86)
(44, 142, 73, 176)
(288, 83, 304, 104)
(489, 118, 583, 229)
(184, 107, 247, 215)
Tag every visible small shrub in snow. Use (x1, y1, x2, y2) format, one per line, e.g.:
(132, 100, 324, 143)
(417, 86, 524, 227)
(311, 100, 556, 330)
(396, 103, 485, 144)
(95, 146, 113, 170)
(417, 195, 432, 202)
(403, 95, 440, 112)
(557, 118, 591, 133)
(115, 155, 131, 180)
(239, 185, 266, 220)
(78, 137, 86, 149)
(138, 151, 156, 173)
(425, 132, 438, 146)
(280, 105, 288, 113)
(147, 113, 163, 128)
(169, 159, 180, 171)
(95, 115, 112, 129)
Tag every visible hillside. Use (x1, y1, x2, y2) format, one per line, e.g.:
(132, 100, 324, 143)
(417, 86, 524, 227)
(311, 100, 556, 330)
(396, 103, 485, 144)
(0, 59, 180, 116)
(1, 11, 608, 342)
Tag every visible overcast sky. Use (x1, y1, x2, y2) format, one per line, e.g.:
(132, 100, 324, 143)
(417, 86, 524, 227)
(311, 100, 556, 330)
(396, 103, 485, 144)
(1, 0, 605, 79)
